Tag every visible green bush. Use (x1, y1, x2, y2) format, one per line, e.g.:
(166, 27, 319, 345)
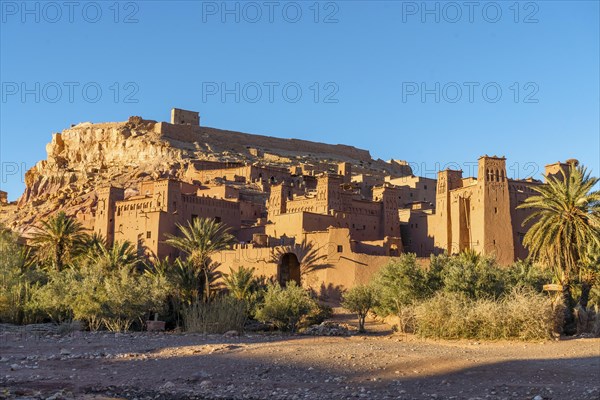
(304, 302, 333, 326)
(440, 252, 506, 299)
(414, 288, 559, 341)
(99, 267, 167, 332)
(0, 229, 43, 324)
(28, 260, 167, 332)
(27, 268, 75, 323)
(183, 296, 247, 334)
(505, 260, 552, 292)
(372, 254, 430, 318)
(342, 284, 378, 332)
(255, 281, 317, 332)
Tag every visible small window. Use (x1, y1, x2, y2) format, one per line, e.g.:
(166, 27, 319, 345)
(424, 185, 427, 190)
(337, 245, 343, 253)
(146, 231, 151, 239)
(494, 207, 498, 214)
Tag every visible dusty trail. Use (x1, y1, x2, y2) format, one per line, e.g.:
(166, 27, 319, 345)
(1, 321, 598, 400)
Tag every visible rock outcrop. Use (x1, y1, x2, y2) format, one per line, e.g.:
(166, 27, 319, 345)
(1, 115, 412, 234)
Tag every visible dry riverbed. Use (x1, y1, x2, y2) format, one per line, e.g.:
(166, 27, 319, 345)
(1, 322, 599, 400)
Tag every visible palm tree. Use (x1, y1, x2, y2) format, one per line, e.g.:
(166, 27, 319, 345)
(30, 211, 87, 271)
(578, 242, 600, 309)
(83, 232, 107, 256)
(88, 241, 141, 272)
(165, 217, 235, 301)
(518, 163, 600, 331)
(223, 266, 258, 301)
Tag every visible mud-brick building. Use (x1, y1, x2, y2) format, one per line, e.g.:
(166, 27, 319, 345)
(92, 151, 571, 291)
(94, 179, 242, 258)
(400, 156, 569, 265)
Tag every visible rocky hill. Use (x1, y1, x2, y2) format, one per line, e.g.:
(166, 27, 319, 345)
(0, 115, 412, 234)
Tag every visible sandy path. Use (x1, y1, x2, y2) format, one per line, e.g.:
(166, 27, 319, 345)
(1, 322, 599, 400)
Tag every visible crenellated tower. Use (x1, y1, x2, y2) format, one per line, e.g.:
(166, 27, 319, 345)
(267, 182, 291, 220)
(434, 169, 463, 252)
(476, 156, 514, 264)
(94, 186, 125, 246)
(373, 185, 402, 237)
(315, 174, 343, 215)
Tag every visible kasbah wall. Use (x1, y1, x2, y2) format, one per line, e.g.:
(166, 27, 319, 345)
(88, 109, 574, 297)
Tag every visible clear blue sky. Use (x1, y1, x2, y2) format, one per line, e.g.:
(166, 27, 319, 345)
(1, 0, 598, 200)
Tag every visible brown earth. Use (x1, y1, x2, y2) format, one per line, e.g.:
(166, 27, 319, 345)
(1, 316, 599, 400)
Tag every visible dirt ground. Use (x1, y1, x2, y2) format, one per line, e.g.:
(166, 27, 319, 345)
(1, 316, 599, 400)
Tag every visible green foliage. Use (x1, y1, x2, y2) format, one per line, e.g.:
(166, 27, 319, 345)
(370, 252, 557, 337)
(30, 211, 87, 271)
(440, 251, 507, 299)
(518, 163, 599, 286)
(223, 266, 259, 301)
(86, 240, 141, 272)
(0, 228, 42, 324)
(304, 302, 332, 326)
(414, 288, 559, 341)
(426, 253, 447, 293)
(27, 268, 75, 323)
(223, 266, 266, 316)
(165, 217, 235, 301)
(183, 296, 247, 334)
(505, 260, 553, 292)
(145, 257, 225, 328)
(99, 266, 167, 332)
(372, 254, 430, 317)
(342, 284, 378, 332)
(28, 240, 167, 332)
(255, 281, 317, 332)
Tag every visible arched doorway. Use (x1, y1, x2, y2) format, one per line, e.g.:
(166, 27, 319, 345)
(279, 253, 301, 286)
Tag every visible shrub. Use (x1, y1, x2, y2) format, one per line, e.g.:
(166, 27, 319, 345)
(70, 264, 109, 331)
(414, 288, 558, 341)
(506, 260, 552, 292)
(255, 281, 317, 332)
(28, 261, 168, 332)
(441, 252, 506, 299)
(99, 267, 167, 332)
(0, 229, 42, 324)
(183, 296, 247, 334)
(305, 302, 333, 326)
(372, 254, 429, 318)
(27, 268, 76, 323)
(342, 284, 378, 332)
